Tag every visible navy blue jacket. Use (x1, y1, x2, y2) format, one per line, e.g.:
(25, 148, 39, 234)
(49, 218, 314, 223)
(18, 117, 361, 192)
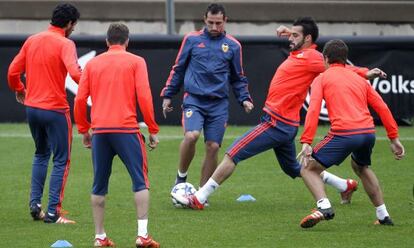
(161, 28, 251, 104)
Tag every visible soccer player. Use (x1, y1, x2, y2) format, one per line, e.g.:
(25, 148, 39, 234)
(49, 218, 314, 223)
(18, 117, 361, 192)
(161, 3, 254, 189)
(173, 17, 386, 210)
(7, 3, 81, 224)
(297, 39, 405, 228)
(74, 23, 160, 248)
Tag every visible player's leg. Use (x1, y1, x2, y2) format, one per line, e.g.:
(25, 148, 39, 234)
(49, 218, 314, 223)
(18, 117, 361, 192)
(315, 135, 358, 203)
(350, 134, 393, 225)
(91, 134, 116, 246)
(321, 170, 358, 204)
(270, 120, 303, 178)
(272, 120, 357, 202)
(300, 159, 336, 228)
(200, 140, 220, 187)
(26, 107, 51, 220)
(201, 108, 227, 187)
(299, 134, 353, 228)
(43, 110, 74, 223)
(275, 139, 357, 198)
(190, 117, 276, 208)
(175, 107, 203, 185)
(300, 160, 329, 205)
(113, 133, 159, 247)
(134, 189, 158, 248)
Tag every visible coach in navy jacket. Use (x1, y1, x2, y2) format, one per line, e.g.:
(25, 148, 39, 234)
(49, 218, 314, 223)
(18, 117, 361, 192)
(161, 3, 254, 190)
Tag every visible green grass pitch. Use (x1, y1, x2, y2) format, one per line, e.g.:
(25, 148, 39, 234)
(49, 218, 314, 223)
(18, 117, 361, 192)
(0, 124, 413, 247)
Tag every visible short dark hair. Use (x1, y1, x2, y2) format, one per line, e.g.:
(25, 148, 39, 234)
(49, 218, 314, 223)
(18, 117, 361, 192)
(204, 3, 226, 18)
(50, 3, 80, 28)
(323, 39, 348, 64)
(293, 17, 319, 42)
(107, 23, 129, 45)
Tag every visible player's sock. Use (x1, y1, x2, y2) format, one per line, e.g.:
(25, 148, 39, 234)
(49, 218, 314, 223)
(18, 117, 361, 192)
(320, 171, 347, 192)
(316, 198, 332, 210)
(175, 170, 187, 184)
(195, 178, 219, 204)
(95, 233, 107, 240)
(376, 204, 390, 220)
(137, 219, 148, 238)
(177, 170, 187, 178)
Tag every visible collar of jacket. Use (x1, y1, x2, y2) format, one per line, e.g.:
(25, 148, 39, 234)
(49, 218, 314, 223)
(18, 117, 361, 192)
(108, 44, 126, 52)
(48, 25, 66, 37)
(290, 44, 317, 55)
(203, 27, 226, 39)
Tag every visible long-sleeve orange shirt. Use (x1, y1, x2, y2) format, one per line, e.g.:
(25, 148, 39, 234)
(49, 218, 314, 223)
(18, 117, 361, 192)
(7, 25, 81, 110)
(263, 44, 368, 126)
(74, 45, 159, 135)
(301, 64, 398, 144)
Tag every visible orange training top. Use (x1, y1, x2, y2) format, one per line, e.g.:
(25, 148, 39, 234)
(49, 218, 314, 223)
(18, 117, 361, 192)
(8, 25, 81, 110)
(300, 63, 398, 144)
(74, 45, 159, 135)
(263, 44, 368, 126)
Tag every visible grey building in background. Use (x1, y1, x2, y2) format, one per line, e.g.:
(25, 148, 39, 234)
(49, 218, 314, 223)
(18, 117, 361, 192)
(0, 0, 413, 36)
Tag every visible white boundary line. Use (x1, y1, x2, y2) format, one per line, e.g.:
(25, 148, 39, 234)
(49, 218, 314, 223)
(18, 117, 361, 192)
(1, 133, 414, 141)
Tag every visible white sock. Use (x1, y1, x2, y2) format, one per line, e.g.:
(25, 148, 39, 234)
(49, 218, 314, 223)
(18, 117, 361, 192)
(317, 198, 332, 209)
(321, 171, 348, 192)
(137, 219, 148, 238)
(195, 178, 219, 204)
(376, 204, 389, 220)
(95, 233, 106, 240)
(177, 170, 187, 178)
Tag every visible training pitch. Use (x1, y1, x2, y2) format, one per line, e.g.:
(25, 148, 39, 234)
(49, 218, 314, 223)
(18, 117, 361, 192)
(0, 124, 413, 247)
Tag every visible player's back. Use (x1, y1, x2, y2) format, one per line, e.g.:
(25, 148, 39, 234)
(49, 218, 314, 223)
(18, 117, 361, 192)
(24, 27, 77, 110)
(86, 46, 145, 131)
(320, 64, 374, 133)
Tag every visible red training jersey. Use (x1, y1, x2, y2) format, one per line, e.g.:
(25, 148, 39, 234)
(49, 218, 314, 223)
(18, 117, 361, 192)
(263, 44, 368, 126)
(74, 45, 159, 135)
(8, 25, 81, 110)
(300, 64, 398, 144)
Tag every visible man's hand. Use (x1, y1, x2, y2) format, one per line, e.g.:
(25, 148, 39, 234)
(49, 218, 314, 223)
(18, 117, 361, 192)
(243, 100, 254, 113)
(82, 132, 92, 149)
(148, 134, 159, 150)
(276, 25, 291, 37)
(297, 143, 313, 167)
(390, 138, 405, 160)
(162, 98, 173, 119)
(15, 91, 25, 104)
(366, 68, 387, 80)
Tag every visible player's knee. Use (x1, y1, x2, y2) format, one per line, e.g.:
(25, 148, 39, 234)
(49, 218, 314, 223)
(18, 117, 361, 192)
(184, 131, 200, 144)
(301, 160, 323, 174)
(287, 170, 301, 179)
(280, 162, 301, 178)
(91, 194, 105, 207)
(351, 159, 365, 176)
(205, 141, 220, 154)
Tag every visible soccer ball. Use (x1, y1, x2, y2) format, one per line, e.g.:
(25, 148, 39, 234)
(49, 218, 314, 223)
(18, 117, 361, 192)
(170, 182, 196, 208)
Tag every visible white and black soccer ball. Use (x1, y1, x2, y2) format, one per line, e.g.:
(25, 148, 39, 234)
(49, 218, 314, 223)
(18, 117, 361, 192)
(170, 182, 196, 208)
